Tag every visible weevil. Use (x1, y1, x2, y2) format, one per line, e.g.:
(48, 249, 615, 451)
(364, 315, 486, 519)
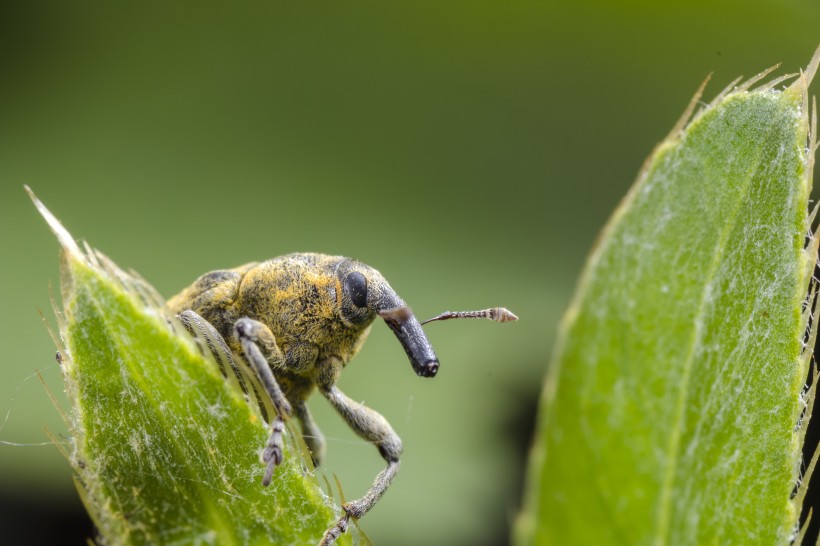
(167, 252, 517, 545)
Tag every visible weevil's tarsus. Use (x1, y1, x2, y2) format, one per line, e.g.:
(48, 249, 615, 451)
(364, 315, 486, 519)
(329, 471, 373, 546)
(421, 307, 519, 325)
(330, 468, 373, 546)
(320, 513, 348, 546)
(319, 476, 350, 546)
(262, 416, 285, 486)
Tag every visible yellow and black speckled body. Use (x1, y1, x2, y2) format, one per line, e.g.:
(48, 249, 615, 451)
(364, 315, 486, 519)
(168, 253, 383, 400)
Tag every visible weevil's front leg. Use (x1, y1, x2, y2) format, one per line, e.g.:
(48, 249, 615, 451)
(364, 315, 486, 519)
(319, 384, 402, 546)
(294, 400, 326, 467)
(233, 317, 293, 486)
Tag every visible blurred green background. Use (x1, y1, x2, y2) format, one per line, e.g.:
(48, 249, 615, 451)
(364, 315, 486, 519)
(1, 1, 818, 545)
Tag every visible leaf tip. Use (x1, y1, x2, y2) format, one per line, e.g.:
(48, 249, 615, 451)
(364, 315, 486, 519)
(805, 43, 820, 87)
(26, 186, 84, 263)
(787, 43, 820, 96)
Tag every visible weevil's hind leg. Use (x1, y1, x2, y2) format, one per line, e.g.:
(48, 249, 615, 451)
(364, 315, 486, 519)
(319, 384, 402, 545)
(233, 317, 293, 486)
(294, 400, 326, 467)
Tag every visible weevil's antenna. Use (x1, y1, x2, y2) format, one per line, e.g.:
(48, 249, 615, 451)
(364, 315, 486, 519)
(421, 307, 518, 325)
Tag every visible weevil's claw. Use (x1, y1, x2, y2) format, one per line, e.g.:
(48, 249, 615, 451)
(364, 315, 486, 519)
(319, 513, 350, 546)
(260, 416, 285, 486)
(262, 442, 283, 467)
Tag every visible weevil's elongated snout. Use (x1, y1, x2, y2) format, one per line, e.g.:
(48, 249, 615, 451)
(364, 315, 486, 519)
(379, 306, 440, 377)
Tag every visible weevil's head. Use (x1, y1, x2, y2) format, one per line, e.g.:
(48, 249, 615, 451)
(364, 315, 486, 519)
(335, 259, 439, 378)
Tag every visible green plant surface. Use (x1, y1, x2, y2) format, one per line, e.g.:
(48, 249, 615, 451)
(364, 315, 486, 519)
(515, 52, 819, 545)
(30, 192, 351, 546)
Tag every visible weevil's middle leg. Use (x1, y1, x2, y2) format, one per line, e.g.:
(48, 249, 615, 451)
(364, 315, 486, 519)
(294, 400, 326, 467)
(319, 384, 402, 545)
(233, 317, 292, 486)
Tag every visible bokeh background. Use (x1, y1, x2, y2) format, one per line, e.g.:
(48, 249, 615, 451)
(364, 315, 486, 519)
(1, 1, 819, 545)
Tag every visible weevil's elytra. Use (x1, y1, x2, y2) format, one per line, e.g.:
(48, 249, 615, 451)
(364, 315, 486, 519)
(168, 252, 516, 545)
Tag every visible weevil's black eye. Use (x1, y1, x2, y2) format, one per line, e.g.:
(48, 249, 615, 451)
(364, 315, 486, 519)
(344, 271, 368, 308)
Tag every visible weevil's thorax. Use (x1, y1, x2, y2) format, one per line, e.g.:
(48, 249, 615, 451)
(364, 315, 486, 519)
(236, 253, 380, 366)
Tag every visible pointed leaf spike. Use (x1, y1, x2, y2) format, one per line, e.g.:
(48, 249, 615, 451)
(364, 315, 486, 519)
(666, 74, 711, 141)
(25, 186, 83, 261)
(790, 43, 820, 93)
(735, 63, 781, 92)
